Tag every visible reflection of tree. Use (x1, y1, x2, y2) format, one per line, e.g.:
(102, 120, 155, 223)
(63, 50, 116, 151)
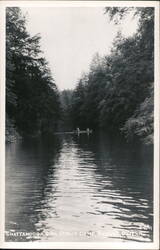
(5, 133, 153, 242)
(72, 132, 153, 240)
(98, 132, 153, 198)
(5, 135, 62, 241)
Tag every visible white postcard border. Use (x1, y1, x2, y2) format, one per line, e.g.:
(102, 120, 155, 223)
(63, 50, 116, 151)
(0, 1, 159, 249)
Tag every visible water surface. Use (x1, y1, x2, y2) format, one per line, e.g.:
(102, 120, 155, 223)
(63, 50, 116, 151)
(5, 133, 153, 242)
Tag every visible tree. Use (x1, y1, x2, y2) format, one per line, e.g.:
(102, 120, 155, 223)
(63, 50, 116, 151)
(59, 89, 73, 131)
(71, 75, 88, 129)
(122, 84, 153, 144)
(6, 7, 61, 137)
(99, 7, 154, 142)
(70, 7, 154, 144)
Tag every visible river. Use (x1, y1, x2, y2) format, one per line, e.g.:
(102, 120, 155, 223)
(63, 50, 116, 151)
(5, 133, 153, 242)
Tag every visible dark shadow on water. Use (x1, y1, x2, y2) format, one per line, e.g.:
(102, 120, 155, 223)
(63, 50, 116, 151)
(5, 135, 62, 241)
(71, 131, 153, 241)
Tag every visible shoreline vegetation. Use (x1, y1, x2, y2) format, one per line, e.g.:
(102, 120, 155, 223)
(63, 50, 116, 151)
(6, 7, 154, 145)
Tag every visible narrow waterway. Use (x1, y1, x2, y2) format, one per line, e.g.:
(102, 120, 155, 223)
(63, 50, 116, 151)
(5, 133, 153, 242)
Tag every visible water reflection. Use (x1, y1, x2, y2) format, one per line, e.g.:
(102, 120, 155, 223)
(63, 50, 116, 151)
(74, 133, 153, 241)
(5, 136, 62, 240)
(5, 133, 153, 242)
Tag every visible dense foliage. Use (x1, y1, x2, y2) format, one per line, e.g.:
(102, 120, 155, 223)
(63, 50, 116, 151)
(122, 84, 153, 144)
(6, 7, 154, 144)
(6, 7, 61, 137)
(70, 7, 154, 144)
(59, 90, 73, 131)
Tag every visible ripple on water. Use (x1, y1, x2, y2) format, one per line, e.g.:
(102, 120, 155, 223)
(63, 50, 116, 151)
(5, 134, 153, 242)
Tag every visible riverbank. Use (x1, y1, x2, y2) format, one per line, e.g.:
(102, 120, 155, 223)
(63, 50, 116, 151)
(6, 117, 21, 143)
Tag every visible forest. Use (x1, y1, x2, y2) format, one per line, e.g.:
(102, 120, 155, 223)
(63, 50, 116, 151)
(6, 7, 154, 144)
